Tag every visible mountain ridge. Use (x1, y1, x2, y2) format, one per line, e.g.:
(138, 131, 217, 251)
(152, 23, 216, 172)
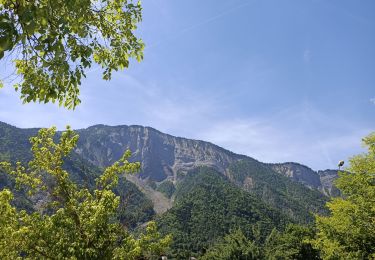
(0, 121, 338, 197)
(74, 124, 245, 182)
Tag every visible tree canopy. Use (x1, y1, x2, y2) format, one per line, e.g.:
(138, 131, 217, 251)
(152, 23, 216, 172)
(264, 224, 320, 260)
(312, 132, 375, 259)
(0, 127, 171, 259)
(201, 229, 262, 260)
(0, 0, 144, 108)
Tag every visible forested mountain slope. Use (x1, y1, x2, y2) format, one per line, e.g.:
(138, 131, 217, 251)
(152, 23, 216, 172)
(0, 121, 336, 229)
(158, 167, 291, 258)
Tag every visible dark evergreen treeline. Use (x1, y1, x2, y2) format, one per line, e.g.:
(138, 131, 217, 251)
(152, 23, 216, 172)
(200, 224, 320, 259)
(158, 167, 284, 258)
(157, 167, 323, 259)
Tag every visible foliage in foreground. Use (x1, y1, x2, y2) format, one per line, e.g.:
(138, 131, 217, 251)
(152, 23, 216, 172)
(200, 229, 262, 260)
(0, 0, 144, 108)
(200, 224, 319, 260)
(264, 224, 320, 260)
(0, 127, 171, 259)
(312, 132, 375, 259)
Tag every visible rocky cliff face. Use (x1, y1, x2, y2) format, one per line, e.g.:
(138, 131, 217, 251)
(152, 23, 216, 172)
(270, 162, 338, 196)
(270, 162, 322, 189)
(318, 170, 340, 196)
(75, 125, 243, 182)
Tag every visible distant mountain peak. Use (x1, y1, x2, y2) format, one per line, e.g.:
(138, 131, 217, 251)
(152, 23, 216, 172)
(74, 124, 242, 182)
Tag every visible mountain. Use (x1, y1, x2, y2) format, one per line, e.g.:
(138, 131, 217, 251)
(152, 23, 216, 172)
(228, 160, 327, 222)
(71, 124, 339, 219)
(269, 162, 321, 189)
(269, 162, 339, 196)
(0, 121, 39, 162)
(0, 121, 338, 194)
(74, 124, 243, 182)
(73, 124, 338, 193)
(0, 122, 338, 210)
(0, 121, 340, 257)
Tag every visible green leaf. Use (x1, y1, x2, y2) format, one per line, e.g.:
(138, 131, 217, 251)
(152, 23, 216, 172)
(0, 36, 11, 51)
(0, 0, 144, 109)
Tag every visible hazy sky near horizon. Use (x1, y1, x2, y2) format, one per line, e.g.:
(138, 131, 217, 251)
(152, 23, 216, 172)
(1, 0, 374, 170)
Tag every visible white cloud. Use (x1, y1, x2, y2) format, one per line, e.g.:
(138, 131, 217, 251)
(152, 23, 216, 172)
(196, 104, 369, 170)
(370, 98, 375, 105)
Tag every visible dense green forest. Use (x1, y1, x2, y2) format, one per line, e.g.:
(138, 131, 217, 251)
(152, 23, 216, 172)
(228, 160, 328, 222)
(158, 167, 290, 258)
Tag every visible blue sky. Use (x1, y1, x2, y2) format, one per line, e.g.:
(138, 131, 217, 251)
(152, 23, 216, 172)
(0, 0, 374, 170)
